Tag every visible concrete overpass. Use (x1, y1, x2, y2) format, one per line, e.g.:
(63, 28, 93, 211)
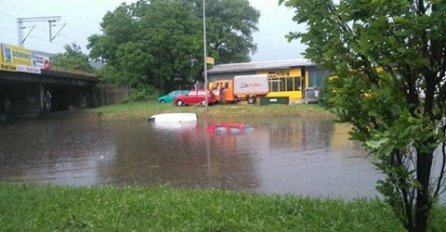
(0, 68, 99, 118)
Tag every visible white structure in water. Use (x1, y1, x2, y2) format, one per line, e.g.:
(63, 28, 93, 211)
(148, 113, 197, 123)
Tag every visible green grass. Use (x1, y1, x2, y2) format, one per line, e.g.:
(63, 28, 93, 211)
(32, 103, 446, 231)
(89, 101, 333, 120)
(0, 183, 420, 232)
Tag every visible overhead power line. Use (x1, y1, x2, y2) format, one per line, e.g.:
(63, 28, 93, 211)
(17, 16, 65, 47)
(0, 0, 99, 53)
(0, 0, 87, 47)
(0, 11, 17, 19)
(0, 26, 16, 33)
(0, 0, 43, 16)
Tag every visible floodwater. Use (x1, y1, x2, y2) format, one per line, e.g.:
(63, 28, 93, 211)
(0, 112, 382, 200)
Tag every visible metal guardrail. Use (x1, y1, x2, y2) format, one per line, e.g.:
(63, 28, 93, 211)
(48, 66, 96, 77)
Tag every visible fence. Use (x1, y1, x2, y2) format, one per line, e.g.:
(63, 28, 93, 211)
(92, 85, 130, 106)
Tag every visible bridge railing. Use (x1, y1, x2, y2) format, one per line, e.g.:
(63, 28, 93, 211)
(49, 65, 96, 78)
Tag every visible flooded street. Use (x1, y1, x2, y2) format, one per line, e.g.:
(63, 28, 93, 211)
(0, 112, 382, 200)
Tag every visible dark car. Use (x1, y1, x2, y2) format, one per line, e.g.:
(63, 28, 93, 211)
(173, 89, 216, 106)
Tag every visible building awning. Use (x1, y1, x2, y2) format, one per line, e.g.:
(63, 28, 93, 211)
(208, 59, 315, 74)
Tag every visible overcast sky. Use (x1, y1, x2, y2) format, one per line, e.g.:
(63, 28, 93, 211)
(0, 0, 306, 61)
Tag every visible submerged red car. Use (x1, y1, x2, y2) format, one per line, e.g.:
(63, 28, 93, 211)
(173, 89, 216, 106)
(206, 123, 254, 135)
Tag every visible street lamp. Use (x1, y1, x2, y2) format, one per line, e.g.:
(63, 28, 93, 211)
(202, 0, 208, 112)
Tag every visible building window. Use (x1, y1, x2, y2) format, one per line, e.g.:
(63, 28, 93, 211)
(269, 76, 302, 92)
(294, 77, 301, 90)
(308, 70, 330, 88)
(287, 78, 294, 91)
(271, 78, 279, 92)
(279, 78, 285, 91)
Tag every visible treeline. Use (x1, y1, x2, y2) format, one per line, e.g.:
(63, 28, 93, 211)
(52, 0, 259, 100)
(62, 0, 258, 100)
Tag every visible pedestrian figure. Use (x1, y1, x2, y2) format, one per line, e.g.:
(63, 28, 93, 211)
(44, 91, 52, 112)
(194, 80, 203, 90)
(218, 83, 225, 104)
(194, 80, 199, 89)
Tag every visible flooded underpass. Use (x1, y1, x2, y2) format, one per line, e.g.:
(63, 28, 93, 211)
(0, 112, 382, 200)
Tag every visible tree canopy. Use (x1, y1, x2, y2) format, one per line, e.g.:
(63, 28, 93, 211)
(281, 0, 446, 231)
(202, 0, 259, 63)
(88, 0, 259, 91)
(51, 43, 93, 72)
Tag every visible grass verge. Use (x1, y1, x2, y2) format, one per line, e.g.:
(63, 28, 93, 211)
(0, 183, 415, 232)
(89, 101, 333, 120)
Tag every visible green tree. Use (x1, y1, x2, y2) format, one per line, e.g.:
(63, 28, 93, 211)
(87, 0, 259, 91)
(195, 0, 260, 63)
(137, 0, 202, 90)
(281, 0, 446, 231)
(51, 43, 93, 72)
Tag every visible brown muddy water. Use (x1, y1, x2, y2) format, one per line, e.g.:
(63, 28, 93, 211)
(0, 112, 381, 200)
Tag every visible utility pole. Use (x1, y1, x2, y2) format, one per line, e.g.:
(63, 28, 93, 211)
(202, 0, 208, 112)
(17, 16, 65, 47)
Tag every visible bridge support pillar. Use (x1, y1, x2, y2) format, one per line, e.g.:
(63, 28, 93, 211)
(0, 86, 6, 114)
(39, 84, 45, 113)
(9, 84, 43, 118)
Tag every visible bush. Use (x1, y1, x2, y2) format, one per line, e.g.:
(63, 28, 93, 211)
(125, 85, 160, 102)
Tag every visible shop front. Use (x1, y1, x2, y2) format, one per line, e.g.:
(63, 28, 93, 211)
(207, 59, 329, 102)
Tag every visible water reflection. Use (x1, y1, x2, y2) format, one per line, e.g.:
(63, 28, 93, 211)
(0, 113, 112, 185)
(0, 113, 381, 200)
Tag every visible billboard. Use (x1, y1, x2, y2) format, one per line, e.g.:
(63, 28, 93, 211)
(17, 64, 41, 74)
(0, 63, 17, 72)
(2, 43, 32, 66)
(0, 43, 17, 72)
(0, 43, 53, 73)
(32, 51, 50, 68)
(233, 74, 270, 95)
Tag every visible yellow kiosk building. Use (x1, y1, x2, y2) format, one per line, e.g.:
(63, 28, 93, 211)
(207, 59, 330, 102)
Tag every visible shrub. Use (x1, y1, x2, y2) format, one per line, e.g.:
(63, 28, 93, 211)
(125, 85, 160, 102)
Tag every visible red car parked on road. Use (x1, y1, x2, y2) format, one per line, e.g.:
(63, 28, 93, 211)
(173, 89, 217, 106)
